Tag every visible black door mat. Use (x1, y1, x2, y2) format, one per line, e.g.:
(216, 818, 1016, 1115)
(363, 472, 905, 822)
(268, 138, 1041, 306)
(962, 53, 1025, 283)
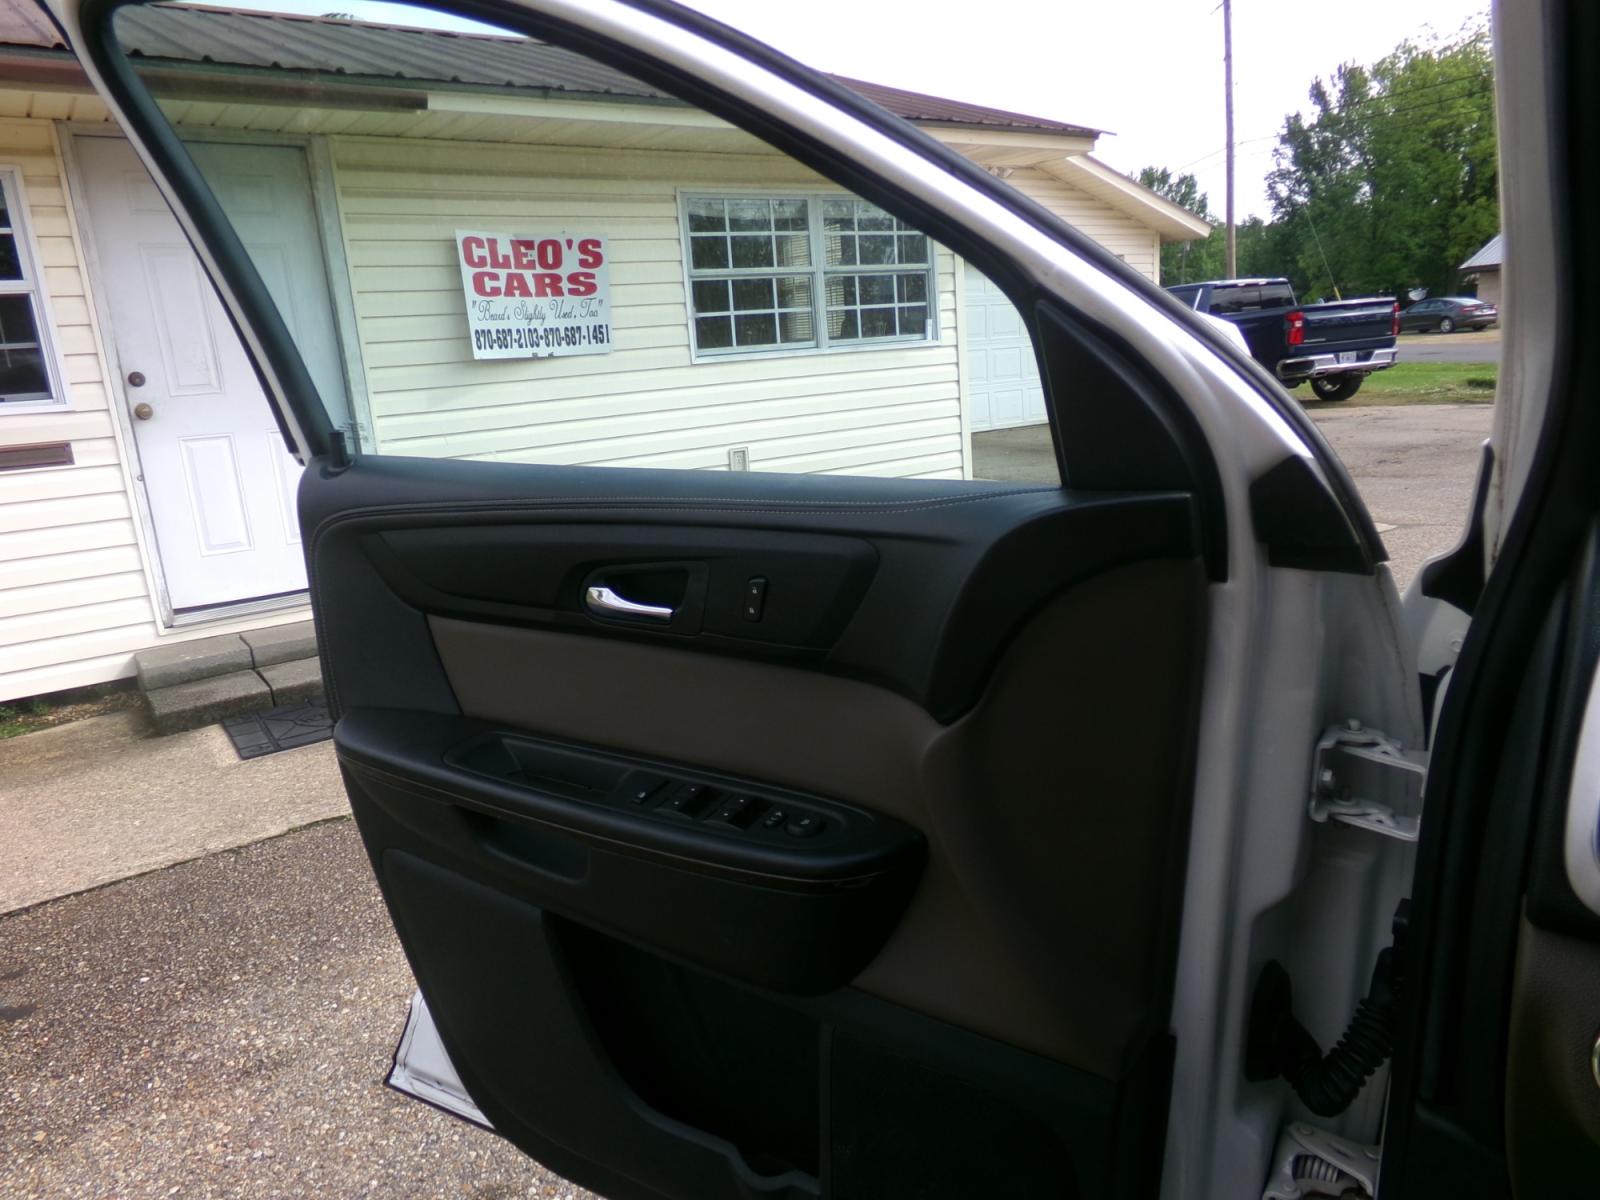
(223, 700, 333, 759)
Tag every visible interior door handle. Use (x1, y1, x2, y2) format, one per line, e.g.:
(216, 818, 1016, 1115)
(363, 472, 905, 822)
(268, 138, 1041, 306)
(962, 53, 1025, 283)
(586, 585, 674, 622)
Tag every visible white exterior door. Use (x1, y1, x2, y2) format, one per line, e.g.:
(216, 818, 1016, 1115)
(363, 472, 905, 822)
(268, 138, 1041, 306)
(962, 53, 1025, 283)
(77, 137, 341, 612)
(963, 264, 1046, 431)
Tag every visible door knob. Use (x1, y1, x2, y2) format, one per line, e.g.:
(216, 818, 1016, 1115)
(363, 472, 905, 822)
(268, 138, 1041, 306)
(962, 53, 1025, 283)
(133, 402, 154, 421)
(127, 371, 146, 388)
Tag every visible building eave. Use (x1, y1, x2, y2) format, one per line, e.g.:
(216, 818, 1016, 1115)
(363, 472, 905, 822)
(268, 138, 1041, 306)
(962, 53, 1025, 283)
(1041, 155, 1213, 242)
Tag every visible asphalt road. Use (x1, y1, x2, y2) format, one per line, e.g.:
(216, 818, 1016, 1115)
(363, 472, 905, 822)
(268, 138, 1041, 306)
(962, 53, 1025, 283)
(1396, 330, 1500, 364)
(2, 402, 1493, 1198)
(0, 820, 592, 1200)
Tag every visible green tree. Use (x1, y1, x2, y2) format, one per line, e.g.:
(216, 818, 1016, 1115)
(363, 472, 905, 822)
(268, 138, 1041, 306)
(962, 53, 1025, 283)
(1266, 22, 1497, 301)
(1137, 166, 1224, 284)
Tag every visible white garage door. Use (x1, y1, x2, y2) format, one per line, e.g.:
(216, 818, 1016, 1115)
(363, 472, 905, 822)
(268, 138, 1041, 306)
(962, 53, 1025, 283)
(963, 265, 1046, 432)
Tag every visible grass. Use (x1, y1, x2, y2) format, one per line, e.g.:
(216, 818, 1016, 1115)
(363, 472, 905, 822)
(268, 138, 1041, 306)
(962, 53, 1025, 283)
(0, 683, 137, 740)
(1304, 361, 1499, 407)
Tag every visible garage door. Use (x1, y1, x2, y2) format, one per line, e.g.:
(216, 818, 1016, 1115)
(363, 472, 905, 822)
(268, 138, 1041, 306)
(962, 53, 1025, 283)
(963, 264, 1046, 431)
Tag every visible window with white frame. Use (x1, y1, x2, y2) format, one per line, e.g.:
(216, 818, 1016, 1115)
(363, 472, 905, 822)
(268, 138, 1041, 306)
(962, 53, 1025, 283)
(0, 170, 61, 410)
(683, 194, 934, 356)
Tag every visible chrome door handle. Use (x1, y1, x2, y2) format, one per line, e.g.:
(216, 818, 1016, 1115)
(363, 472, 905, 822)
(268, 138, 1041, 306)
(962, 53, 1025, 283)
(585, 585, 674, 622)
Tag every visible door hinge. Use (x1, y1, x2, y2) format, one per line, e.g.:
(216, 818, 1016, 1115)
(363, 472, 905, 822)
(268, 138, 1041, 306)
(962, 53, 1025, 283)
(1309, 721, 1426, 842)
(1261, 1122, 1379, 1199)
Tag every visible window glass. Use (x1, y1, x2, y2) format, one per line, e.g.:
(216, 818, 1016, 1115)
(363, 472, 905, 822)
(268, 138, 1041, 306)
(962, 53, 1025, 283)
(1257, 284, 1295, 307)
(682, 193, 933, 355)
(1207, 287, 1259, 315)
(111, 1, 1057, 483)
(0, 172, 58, 407)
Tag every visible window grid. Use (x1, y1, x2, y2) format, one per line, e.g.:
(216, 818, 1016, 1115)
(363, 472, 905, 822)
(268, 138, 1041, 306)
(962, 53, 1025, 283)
(683, 193, 936, 357)
(0, 170, 59, 409)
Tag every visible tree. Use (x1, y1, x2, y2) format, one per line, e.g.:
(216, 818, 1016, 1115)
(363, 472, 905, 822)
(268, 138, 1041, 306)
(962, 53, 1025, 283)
(1137, 166, 1224, 284)
(1266, 23, 1497, 301)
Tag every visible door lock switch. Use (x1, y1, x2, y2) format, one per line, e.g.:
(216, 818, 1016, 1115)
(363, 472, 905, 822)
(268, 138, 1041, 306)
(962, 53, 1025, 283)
(743, 577, 768, 622)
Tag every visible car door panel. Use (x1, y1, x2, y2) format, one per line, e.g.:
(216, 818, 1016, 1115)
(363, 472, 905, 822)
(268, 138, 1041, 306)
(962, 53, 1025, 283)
(297, 453, 1207, 1196)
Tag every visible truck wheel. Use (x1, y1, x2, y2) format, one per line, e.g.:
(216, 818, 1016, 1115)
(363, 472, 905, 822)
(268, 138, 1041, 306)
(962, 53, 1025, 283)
(1438, 316, 1456, 333)
(1310, 374, 1363, 402)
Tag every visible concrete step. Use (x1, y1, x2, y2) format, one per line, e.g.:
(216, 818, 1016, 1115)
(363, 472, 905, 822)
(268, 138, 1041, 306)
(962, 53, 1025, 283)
(144, 655, 326, 736)
(133, 620, 318, 691)
(138, 620, 324, 736)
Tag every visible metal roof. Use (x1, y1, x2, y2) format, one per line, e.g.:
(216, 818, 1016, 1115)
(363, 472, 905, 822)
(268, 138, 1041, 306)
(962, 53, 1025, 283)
(1460, 233, 1503, 271)
(818, 75, 1095, 136)
(0, 0, 61, 50)
(118, 4, 670, 101)
(0, 1, 1097, 135)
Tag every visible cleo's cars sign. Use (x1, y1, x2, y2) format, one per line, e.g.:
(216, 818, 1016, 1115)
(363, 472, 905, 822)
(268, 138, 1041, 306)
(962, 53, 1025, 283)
(455, 230, 613, 360)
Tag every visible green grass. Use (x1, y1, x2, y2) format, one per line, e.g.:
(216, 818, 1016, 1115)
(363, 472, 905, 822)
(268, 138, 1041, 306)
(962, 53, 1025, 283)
(1306, 361, 1498, 406)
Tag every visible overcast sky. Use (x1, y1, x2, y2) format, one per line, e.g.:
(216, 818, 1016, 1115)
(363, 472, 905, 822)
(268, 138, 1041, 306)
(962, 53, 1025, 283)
(247, 0, 1491, 218)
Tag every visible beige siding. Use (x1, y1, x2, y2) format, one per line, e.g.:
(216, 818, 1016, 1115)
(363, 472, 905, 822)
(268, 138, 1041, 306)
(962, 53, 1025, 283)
(1006, 168, 1160, 281)
(331, 137, 965, 479)
(0, 116, 160, 700)
(0, 113, 311, 702)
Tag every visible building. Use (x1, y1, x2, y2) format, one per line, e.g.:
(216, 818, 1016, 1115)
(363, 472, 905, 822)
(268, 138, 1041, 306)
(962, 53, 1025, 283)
(1460, 233, 1503, 307)
(0, 1, 1208, 702)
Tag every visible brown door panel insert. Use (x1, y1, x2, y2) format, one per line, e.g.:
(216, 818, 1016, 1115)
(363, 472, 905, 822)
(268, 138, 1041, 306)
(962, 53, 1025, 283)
(1506, 914, 1600, 1190)
(429, 557, 1206, 1079)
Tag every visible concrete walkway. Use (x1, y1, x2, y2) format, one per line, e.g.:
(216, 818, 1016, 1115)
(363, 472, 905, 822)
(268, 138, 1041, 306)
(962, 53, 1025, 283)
(0, 709, 346, 914)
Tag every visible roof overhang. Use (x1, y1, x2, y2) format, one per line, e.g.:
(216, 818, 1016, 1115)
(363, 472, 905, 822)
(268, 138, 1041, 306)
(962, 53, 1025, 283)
(1041, 154, 1213, 242)
(918, 124, 1097, 165)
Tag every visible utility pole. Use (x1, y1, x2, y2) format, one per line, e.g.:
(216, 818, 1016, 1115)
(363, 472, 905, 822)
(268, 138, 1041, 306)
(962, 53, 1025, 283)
(1223, 0, 1237, 277)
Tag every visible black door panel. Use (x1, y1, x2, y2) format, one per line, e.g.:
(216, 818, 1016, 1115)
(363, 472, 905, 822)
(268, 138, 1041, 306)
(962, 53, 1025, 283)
(300, 451, 1207, 1196)
(302, 456, 1200, 721)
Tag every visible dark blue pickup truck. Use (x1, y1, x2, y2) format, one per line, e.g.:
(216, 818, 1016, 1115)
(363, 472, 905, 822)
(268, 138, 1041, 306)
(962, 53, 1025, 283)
(1167, 278, 1399, 401)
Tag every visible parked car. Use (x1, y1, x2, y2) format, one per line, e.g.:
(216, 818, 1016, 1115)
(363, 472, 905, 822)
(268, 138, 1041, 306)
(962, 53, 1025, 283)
(48, 0, 1600, 1197)
(1167, 278, 1399, 401)
(1399, 296, 1500, 332)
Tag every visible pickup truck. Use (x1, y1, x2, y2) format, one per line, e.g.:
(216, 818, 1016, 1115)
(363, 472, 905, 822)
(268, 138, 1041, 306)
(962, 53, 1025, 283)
(1167, 278, 1399, 401)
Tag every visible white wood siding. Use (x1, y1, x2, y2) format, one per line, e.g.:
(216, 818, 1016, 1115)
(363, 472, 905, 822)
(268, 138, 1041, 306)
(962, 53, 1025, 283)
(0, 116, 159, 701)
(1006, 167, 1160, 281)
(330, 137, 965, 479)
(0, 112, 309, 702)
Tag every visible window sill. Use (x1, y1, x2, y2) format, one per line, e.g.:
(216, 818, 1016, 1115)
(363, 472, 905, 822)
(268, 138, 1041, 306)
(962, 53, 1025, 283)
(688, 335, 944, 367)
(0, 399, 71, 415)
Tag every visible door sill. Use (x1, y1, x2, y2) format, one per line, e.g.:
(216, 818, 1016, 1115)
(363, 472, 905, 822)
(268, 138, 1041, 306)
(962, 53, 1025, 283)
(168, 589, 310, 629)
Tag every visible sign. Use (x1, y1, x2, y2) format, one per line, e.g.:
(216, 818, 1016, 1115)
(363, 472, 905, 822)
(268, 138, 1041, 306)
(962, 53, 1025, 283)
(455, 230, 612, 360)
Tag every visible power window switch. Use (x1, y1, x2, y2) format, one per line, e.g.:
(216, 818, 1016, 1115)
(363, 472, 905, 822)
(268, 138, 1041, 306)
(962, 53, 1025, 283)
(709, 794, 761, 828)
(661, 782, 711, 817)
